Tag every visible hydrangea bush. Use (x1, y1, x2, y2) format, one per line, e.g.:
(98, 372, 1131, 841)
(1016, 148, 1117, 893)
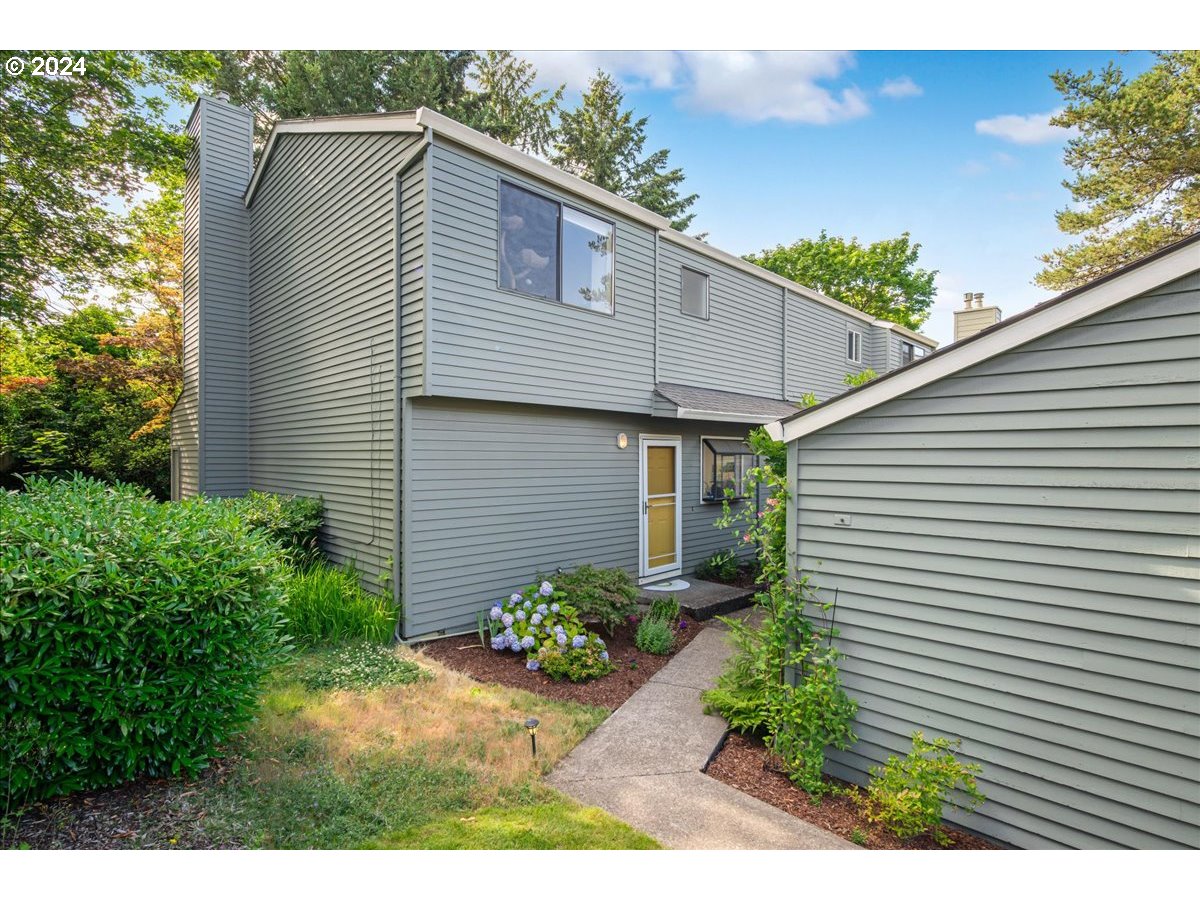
(485, 580, 613, 681)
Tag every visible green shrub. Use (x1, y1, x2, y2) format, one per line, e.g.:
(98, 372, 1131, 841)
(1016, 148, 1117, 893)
(536, 643, 616, 683)
(696, 550, 739, 583)
(635, 616, 675, 655)
(0, 475, 289, 804)
(229, 491, 323, 567)
(859, 732, 986, 846)
(648, 594, 680, 624)
(550, 564, 639, 635)
(296, 643, 428, 692)
(284, 562, 396, 647)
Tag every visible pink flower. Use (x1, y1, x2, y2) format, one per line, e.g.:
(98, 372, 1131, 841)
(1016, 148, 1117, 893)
(757, 511, 765, 518)
(743, 533, 753, 543)
(766, 497, 779, 508)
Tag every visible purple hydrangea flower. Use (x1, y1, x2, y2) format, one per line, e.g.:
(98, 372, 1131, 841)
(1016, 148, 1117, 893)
(521, 635, 536, 650)
(490, 635, 507, 651)
(524, 600, 532, 610)
(536, 604, 549, 616)
(526, 659, 540, 671)
(554, 624, 565, 633)
(530, 613, 542, 626)
(510, 593, 523, 604)
(539, 581, 554, 597)
(600, 651, 609, 661)
(501, 613, 514, 628)
(504, 627, 513, 636)
(556, 633, 568, 646)
(489, 605, 503, 620)
(515, 609, 526, 621)
(571, 634, 586, 649)
(550, 603, 560, 613)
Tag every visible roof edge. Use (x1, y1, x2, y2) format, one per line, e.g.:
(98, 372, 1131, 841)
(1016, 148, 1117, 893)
(775, 231, 1200, 444)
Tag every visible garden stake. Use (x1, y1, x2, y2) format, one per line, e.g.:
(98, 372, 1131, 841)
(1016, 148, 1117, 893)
(525, 717, 539, 758)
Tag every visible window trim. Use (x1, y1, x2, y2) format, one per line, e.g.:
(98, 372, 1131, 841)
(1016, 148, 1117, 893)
(496, 177, 617, 317)
(846, 327, 863, 363)
(680, 265, 710, 320)
(700, 435, 757, 504)
(900, 340, 927, 365)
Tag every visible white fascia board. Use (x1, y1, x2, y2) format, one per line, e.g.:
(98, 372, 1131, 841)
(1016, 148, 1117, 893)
(776, 240, 1200, 444)
(872, 319, 938, 348)
(244, 114, 424, 206)
(676, 407, 782, 424)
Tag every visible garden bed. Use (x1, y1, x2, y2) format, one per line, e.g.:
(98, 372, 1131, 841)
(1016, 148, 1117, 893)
(704, 733, 1002, 850)
(417, 614, 704, 709)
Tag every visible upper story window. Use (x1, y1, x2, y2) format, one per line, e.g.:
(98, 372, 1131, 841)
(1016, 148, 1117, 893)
(681, 267, 709, 319)
(846, 328, 863, 363)
(900, 340, 928, 365)
(498, 180, 615, 314)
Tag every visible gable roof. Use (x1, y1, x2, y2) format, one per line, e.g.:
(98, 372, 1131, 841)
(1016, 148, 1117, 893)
(654, 382, 803, 424)
(238, 104, 937, 348)
(767, 231, 1200, 444)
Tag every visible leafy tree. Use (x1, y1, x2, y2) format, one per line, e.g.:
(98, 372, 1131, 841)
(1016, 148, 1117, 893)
(1036, 51, 1200, 290)
(0, 50, 216, 326)
(470, 51, 563, 156)
(554, 71, 698, 231)
(746, 231, 937, 330)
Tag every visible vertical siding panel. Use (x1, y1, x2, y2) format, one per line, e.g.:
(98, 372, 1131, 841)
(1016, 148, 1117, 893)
(789, 281, 1200, 848)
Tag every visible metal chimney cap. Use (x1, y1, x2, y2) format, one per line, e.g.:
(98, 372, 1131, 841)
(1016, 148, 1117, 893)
(213, 90, 231, 103)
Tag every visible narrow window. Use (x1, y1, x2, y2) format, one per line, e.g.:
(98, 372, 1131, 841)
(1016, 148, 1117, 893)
(901, 341, 928, 365)
(701, 437, 756, 502)
(847, 328, 862, 363)
(499, 181, 559, 302)
(681, 267, 709, 319)
(561, 206, 615, 314)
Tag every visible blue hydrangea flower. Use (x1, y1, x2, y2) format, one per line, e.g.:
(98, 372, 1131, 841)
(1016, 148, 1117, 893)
(600, 651, 609, 661)
(510, 593, 523, 603)
(524, 600, 533, 610)
(536, 604, 549, 616)
(490, 635, 507, 651)
(571, 634, 586, 648)
(501, 613, 514, 628)
(554, 624, 565, 633)
(556, 633, 567, 646)
(550, 603, 560, 613)
(521, 635, 536, 650)
(504, 627, 513, 636)
(526, 659, 540, 671)
(489, 605, 503, 620)
(539, 581, 554, 597)
(530, 613, 542, 625)
(595, 638, 606, 648)
(512, 642, 524, 654)
(515, 609, 526, 621)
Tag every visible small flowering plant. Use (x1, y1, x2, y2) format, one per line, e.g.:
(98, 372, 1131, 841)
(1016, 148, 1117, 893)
(483, 580, 609, 677)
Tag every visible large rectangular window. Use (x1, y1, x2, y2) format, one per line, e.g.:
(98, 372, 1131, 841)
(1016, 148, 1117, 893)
(498, 180, 615, 314)
(701, 437, 756, 502)
(681, 267, 709, 319)
(847, 328, 862, 363)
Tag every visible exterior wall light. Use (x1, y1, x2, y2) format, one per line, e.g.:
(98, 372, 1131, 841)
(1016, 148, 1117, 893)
(525, 717, 540, 758)
(616, 432, 628, 449)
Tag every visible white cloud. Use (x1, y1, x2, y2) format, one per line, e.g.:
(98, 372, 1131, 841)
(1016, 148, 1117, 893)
(975, 109, 1075, 145)
(516, 50, 869, 125)
(879, 75, 923, 99)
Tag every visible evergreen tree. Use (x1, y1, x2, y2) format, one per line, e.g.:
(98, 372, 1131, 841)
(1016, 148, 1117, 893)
(1037, 51, 1200, 290)
(470, 51, 563, 156)
(554, 71, 698, 231)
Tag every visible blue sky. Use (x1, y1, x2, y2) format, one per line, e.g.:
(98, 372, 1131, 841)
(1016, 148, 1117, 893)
(518, 50, 1154, 345)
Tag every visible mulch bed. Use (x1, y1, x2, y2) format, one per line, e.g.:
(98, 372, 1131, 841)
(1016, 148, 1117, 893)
(705, 732, 1002, 850)
(4, 759, 240, 850)
(417, 614, 704, 709)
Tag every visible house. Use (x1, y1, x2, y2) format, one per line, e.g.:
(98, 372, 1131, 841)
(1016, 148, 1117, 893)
(171, 94, 936, 639)
(767, 233, 1200, 849)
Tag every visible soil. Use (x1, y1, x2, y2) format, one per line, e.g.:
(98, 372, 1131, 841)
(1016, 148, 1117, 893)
(705, 564, 764, 591)
(417, 614, 704, 709)
(705, 732, 1002, 850)
(4, 759, 240, 850)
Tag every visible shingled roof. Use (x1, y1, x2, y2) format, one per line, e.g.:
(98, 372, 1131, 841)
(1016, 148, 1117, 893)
(654, 382, 803, 424)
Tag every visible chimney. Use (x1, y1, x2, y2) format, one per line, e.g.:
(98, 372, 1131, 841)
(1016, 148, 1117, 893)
(175, 94, 254, 496)
(953, 291, 1002, 342)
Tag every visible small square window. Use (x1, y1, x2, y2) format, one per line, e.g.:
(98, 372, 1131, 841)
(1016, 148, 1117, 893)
(681, 267, 709, 319)
(847, 329, 862, 363)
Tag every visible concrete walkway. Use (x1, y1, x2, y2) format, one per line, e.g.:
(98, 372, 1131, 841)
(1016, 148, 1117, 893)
(548, 624, 857, 850)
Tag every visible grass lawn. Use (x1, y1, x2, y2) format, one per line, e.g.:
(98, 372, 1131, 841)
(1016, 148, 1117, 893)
(195, 643, 657, 850)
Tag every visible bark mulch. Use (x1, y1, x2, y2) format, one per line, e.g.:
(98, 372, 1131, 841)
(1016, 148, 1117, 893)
(705, 732, 1002, 850)
(3, 759, 240, 850)
(417, 615, 704, 710)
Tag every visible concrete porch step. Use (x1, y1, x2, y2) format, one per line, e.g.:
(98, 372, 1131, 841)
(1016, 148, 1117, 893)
(637, 577, 759, 621)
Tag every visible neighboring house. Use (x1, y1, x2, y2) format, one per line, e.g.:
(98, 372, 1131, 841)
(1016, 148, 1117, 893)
(170, 95, 936, 638)
(768, 234, 1200, 849)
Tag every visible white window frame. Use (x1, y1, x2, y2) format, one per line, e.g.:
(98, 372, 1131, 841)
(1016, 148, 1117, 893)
(847, 327, 863, 363)
(681, 266, 710, 320)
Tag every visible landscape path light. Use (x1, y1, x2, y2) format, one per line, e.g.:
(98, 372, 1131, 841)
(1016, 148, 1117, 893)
(524, 717, 540, 759)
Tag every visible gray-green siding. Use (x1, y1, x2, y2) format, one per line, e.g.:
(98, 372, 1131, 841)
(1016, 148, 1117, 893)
(786, 277, 1200, 849)
(403, 397, 758, 636)
(785, 290, 873, 402)
(247, 130, 422, 585)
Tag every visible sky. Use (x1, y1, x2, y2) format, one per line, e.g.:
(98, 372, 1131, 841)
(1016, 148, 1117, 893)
(511, 50, 1154, 346)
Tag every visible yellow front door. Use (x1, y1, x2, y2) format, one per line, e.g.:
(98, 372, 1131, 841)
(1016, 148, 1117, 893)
(641, 439, 680, 577)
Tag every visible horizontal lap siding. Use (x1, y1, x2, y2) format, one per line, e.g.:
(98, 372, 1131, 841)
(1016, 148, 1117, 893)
(404, 398, 753, 635)
(172, 112, 203, 498)
(427, 141, 656, 413)
(399, 158, 425, 398)
(786, 291, 871, 401)
(248, 131, 420, 586)
(790, 279, 1200, 849)
(656, 240, 783, 397)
